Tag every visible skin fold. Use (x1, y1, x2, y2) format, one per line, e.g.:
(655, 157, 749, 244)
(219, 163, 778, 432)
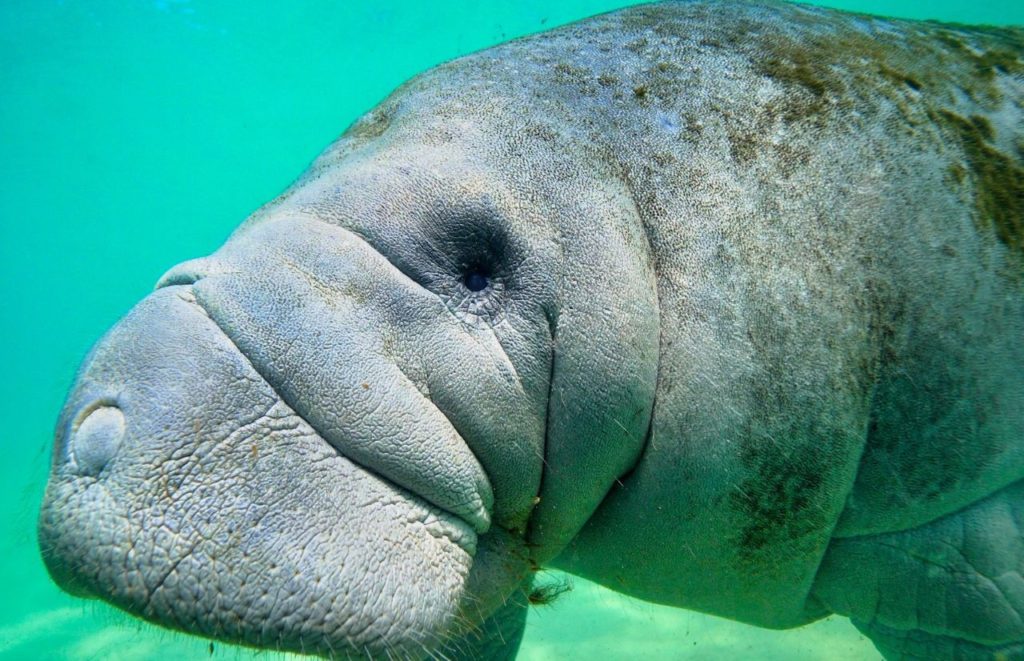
(39, 1, 1023, 659)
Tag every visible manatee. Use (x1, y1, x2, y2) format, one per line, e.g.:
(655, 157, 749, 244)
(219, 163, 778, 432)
(38, 1, 1024, 659)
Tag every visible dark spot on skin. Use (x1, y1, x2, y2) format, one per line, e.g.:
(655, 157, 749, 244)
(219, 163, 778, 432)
(723, 104, 812, 174)
(623, 59, 690, 107)
(727, 131, 759, 164)
(730, 433, 830, 564)
(861, 363, 995, 504)
(937, 31, 967, 51)
(521, 121, 559, 145)
(553, 62, 579, 76)
(752, 44, 838, 125)
(624, 37, 648, 54)
(758, 53, 828, 97)
(852, 261, 1001, 506)
(930, 109, 1024, 264)
(878, 63, 922, 91)
(553, 61, 597, 95)
(684, 115, 703, 136)
(947, 163, 968, 186)
(967, 113, 995, 141)
(724, 287, 869, 568)
(651, 151, 676, 168)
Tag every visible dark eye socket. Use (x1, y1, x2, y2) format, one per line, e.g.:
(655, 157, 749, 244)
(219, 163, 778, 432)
(463, 268, 490, 292)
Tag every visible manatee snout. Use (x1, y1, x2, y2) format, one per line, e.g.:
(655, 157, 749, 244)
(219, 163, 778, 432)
(39, 245, 530, 655)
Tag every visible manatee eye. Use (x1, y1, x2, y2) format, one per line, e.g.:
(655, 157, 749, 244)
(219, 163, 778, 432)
(463, 268, 490, 292)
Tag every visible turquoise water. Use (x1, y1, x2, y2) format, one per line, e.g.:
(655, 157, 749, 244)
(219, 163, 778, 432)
(2, 1, 1022, 658)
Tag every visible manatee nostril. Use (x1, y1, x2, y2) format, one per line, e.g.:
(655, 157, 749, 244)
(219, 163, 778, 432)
(68, 404, 126, 476)
(155, 257, 231, 289)
(156, 264, 201, 288)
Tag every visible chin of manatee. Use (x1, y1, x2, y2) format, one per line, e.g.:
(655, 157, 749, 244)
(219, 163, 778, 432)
(38, 1, 1024, 659)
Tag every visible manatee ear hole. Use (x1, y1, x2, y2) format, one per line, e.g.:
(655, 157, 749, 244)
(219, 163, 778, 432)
(462, 267, 490, 292)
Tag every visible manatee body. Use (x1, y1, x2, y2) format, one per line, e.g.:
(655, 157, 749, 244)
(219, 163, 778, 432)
(39, 1, 1024, 659)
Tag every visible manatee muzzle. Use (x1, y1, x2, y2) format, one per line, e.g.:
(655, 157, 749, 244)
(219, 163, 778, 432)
(38, 282, 491, 655)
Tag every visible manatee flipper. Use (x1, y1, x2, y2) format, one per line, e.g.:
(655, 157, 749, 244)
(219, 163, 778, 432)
(852, 620, 1024, 661)
(812, 480, 1024, 660)
(438, 585, 530, 661)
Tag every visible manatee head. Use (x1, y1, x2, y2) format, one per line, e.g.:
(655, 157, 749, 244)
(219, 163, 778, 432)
(38, 44, 660, 658)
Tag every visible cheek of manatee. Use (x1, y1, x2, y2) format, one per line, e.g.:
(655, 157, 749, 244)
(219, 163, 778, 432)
(37, 1, 1024, 659)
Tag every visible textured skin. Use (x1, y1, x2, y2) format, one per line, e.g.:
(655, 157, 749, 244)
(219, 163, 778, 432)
(39, 1, 1023, 659)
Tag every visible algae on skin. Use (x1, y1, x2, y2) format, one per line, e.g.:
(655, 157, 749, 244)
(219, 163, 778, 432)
(933, 109, 1024, 263)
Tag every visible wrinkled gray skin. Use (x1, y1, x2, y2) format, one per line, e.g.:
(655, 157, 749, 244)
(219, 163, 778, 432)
(39, 1, 1024, 659)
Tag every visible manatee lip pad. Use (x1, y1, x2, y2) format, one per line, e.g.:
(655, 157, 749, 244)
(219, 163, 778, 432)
(61, 282, 491, 548)
(181, 283, 495, 538)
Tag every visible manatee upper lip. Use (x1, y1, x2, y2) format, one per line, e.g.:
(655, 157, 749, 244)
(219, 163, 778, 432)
(171, 285, 493, 537)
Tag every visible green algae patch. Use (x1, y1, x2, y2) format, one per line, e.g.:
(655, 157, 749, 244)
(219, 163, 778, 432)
(935, 109, 1024, 261)
(730, 434, 830, 567)
(746, 32, 930, 130)
(743, 17, 1022, 262)
(749, 21, 1023, 121)
(552, 61, 599, 96)
(935, 30, 1024, 81)
(756, 50, 829, 98)
(343, 101, 397, 142)
(877, 63, 922, 91)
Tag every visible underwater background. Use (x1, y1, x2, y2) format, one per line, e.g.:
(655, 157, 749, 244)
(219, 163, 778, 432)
(2, 1, 1022, 658)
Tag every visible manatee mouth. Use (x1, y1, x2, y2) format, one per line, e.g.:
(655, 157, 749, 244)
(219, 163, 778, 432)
(173, 283, 494, 538)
